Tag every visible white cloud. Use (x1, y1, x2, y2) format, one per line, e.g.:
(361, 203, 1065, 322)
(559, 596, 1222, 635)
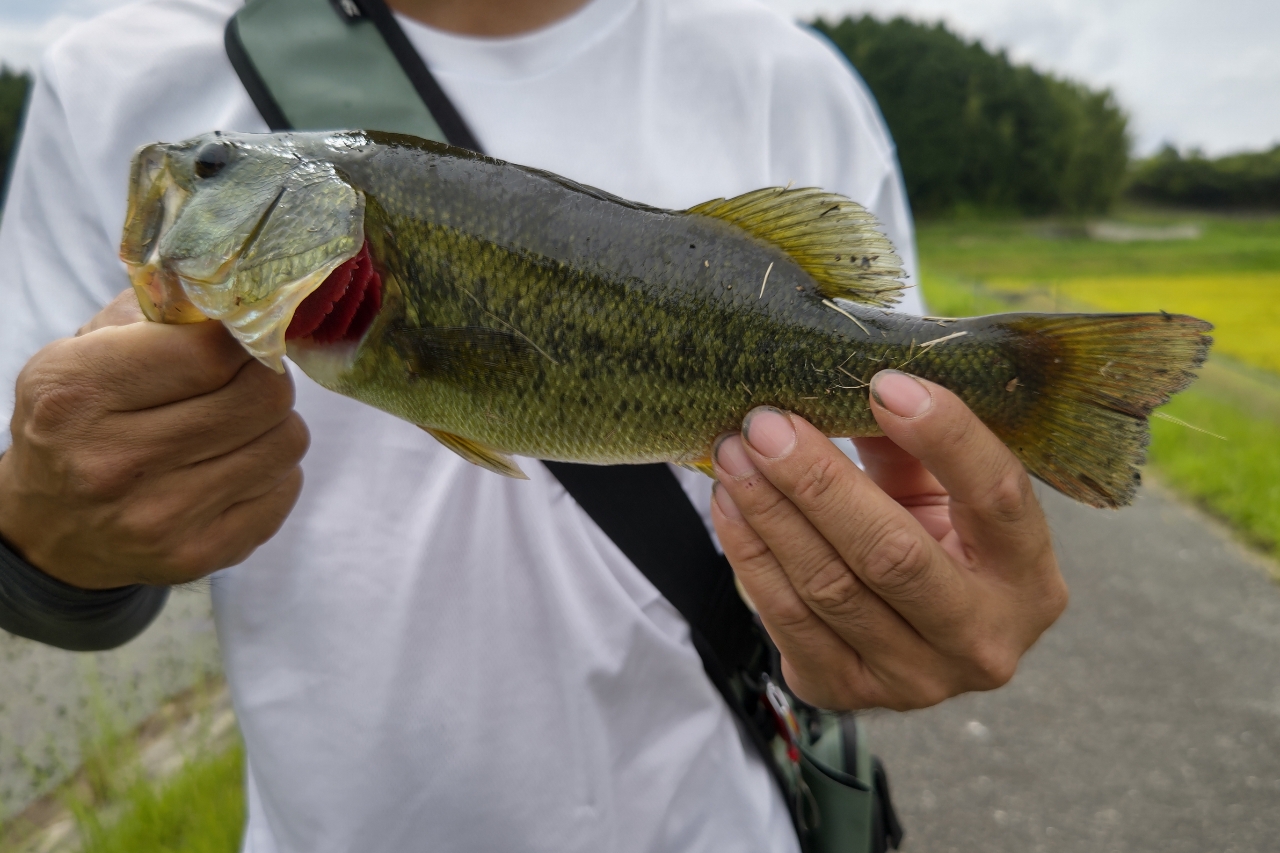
(763, 0, 1280, 156)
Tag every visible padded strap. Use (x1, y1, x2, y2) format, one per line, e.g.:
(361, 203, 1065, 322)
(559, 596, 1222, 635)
(226, 0, 468, 143)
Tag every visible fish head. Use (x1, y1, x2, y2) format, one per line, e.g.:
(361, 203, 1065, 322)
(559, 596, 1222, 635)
(119, 131, 368, 371)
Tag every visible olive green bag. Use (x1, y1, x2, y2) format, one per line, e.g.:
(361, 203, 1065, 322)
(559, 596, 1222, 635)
(225, 2, 903, 850)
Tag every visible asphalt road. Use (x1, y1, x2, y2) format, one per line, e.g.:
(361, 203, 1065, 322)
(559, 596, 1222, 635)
(864, 481, 1280, 853)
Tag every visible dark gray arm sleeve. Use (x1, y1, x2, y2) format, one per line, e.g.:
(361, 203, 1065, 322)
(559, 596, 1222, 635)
(0, 534, 169, 652)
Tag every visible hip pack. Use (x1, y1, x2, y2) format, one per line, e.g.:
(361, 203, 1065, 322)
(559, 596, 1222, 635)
(225, 2, 903, 850)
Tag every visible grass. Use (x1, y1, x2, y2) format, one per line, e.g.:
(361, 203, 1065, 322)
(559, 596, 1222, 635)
(70, 742, 245, 853)
(1147, 388, 1280, 555)
(0, 681, 246, 853)
(916, 210, 1280, 556)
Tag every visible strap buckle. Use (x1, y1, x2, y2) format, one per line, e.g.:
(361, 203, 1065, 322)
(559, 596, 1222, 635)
(764, 677, 802, 763)
(329, 0, 364, 21)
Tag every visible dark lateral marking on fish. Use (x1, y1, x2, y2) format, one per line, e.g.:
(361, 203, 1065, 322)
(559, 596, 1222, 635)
(387, 324, 538, 386)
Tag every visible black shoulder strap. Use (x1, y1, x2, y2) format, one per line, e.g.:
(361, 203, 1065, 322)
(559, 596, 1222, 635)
(224, 7, 914, 848)
(542, 462, 764, 673)
(225, 0, 767, 683)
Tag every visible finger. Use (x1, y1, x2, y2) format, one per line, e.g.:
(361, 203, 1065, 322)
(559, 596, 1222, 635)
(712, 467, 957, 711)
(734, 407, 976, 643)
(713, 429, 939, 659)
(156, 467, 304, 584)
(77, 289, 147, 335)
(868, 370, 1051, 568)
(115, 359, 297, 467)
(710, 478, 884, 709)
(851, 436, 943, 501)
(212, 466, 304, 565)
(69, 320, 252, 411)
(180, 413, 310, 518)
(852, 437, 951, 540)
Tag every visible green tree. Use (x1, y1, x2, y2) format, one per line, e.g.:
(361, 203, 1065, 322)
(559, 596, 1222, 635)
(813, 16, 1130, 217)
(1128, 145, 1280, 209)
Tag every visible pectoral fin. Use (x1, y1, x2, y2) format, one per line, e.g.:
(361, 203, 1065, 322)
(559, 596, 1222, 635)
(421, 427, 528, 479)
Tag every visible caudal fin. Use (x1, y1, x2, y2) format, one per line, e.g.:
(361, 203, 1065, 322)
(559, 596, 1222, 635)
(1000, 312, 1212, 508)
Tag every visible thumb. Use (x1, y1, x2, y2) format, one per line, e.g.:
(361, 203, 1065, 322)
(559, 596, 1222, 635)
(77, 289, 148, 336)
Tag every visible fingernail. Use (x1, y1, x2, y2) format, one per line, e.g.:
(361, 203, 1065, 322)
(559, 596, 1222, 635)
(714, 433, 756, 477)
(712, 482, 743, 520)
(743, 407, 795, 458)
(870, 370, 933, 418)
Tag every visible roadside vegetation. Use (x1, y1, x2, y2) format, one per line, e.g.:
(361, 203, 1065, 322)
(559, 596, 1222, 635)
(0, 682, 244, 853)
(71, 742, 244, 853)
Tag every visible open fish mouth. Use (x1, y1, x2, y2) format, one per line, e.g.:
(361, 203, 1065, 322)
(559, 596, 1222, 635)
(119, 134, 369, 372)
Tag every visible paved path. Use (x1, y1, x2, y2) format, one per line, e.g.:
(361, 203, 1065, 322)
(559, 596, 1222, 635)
(0, 587, 220, 821)
(864, 482, 1280, 853)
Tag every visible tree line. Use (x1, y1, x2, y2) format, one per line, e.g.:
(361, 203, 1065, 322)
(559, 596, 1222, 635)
(1128, 144, 1280, 210)
(0, 25, 1275, 216)
(816, 15, 1278, 215)
(813, 15, 1130, 217)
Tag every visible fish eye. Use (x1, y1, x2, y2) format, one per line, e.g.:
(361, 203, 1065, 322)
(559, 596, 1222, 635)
(194, 141, 231, 179)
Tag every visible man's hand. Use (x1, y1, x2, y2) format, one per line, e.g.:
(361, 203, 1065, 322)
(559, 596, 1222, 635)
(710, 369, 1068, 711)
(0, 290, 308, 589)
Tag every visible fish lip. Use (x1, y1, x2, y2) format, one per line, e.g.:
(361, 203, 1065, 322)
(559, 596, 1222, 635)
(120, 143, 224, 324)
(119, 134, 367, 371)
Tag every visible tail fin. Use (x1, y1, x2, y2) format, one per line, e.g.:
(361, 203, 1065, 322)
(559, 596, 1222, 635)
(999, 313, 1212, 508)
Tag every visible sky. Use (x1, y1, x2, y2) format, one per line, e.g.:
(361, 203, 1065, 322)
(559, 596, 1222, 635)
(0, 0, 1276, 157)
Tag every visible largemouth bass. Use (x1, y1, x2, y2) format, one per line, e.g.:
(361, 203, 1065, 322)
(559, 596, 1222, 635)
(120, 131, 1211, 509)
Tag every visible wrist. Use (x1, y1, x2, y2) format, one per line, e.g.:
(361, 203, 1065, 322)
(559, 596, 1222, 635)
(0, 450, 31, 560)
(0, 451, 112, 591)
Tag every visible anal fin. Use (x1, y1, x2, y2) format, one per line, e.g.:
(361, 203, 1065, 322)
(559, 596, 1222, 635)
(421, 427, 528, 479)
(678, 458, 716, 478)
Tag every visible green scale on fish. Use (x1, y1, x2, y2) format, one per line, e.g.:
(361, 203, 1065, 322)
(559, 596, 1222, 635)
(120, 130, 1212, 509)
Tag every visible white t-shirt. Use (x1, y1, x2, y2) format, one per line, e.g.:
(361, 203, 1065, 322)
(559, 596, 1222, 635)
(0, 0, 921, 850)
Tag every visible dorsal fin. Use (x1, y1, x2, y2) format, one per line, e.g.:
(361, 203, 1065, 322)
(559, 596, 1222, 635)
(686, 188, 904, 308)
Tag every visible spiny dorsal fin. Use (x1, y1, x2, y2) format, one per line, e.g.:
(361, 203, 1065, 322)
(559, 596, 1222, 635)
(686, 188, 904, 308)
(421, 427, 528, 479)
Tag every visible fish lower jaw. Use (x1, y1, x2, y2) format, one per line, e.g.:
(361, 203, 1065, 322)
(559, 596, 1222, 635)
(286, 339, 360, 387)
